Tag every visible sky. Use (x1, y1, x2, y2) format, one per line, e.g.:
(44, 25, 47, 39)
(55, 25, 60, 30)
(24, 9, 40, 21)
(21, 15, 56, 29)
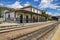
(0, 0, 60, 16)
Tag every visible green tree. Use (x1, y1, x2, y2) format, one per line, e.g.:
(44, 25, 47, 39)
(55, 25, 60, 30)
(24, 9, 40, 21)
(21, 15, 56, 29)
(41, 10, 49, 20)
(0, 8, 2, 18)
(0, 7, 4, 18)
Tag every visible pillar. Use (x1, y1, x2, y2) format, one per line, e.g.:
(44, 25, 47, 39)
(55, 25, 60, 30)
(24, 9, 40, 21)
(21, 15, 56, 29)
(14, 12, 16, 22)
(23, 13, 25, 23)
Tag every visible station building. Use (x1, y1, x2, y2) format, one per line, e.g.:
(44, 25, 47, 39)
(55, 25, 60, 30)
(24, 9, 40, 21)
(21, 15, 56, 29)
(4, 6, 46, 23)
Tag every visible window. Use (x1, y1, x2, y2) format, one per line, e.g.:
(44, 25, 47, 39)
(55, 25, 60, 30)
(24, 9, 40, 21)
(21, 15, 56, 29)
(10, 12, 14, 18)
(8, 14, 10, 19)
(35, 9, 37, 13)
(32, 8, 34, 12)
(38, 10, 41, 14)
(38, 11, 39, 14)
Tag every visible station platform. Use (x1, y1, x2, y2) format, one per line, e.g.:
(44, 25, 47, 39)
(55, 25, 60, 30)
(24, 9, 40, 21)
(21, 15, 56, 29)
(51, 24, 60, 40)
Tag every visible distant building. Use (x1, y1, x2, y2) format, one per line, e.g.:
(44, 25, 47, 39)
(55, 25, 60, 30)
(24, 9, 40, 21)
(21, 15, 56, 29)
(52, 16, 59, 21)
(3, 6, 46, 23)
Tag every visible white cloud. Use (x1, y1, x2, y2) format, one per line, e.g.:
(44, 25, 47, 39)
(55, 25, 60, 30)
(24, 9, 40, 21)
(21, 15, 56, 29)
(0, 3, 4, 6)
(24, 2, 30, 7)
(46, 12, 60, 16)
(39, 0, 60, 16)
(34, 0, 39, 2)
(7, 1, 23, 8)
(39, 0, 60, 10)
(53, 13, 60, 16)
(46, 12, 53, 15)
(58, 9, 60, 10)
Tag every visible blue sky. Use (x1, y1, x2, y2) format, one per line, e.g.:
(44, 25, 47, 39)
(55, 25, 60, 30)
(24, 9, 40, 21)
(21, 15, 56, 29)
(0, 0, 60, 16)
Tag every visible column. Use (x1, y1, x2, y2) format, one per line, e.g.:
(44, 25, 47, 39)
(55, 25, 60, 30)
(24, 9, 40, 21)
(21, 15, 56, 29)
(31, 14, 32, 23)
(38, 16, 40, 22)
(14, 12, 16, 22)
(23, 13, 25, 23)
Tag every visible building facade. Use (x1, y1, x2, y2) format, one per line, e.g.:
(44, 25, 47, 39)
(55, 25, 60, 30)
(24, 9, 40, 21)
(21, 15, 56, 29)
(3, 6, 45, 23)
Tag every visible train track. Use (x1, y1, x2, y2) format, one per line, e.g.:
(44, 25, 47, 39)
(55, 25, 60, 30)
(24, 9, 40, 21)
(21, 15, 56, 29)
(0, 21, 60, 40)
(0, 21, 54, 33)
(10, 22, 60, 40)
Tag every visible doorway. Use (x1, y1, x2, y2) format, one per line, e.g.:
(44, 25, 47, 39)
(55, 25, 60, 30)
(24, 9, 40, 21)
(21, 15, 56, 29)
(20, 15, 23, 23)
(33, 16, 35, 22)
(26, 15, 29, 23)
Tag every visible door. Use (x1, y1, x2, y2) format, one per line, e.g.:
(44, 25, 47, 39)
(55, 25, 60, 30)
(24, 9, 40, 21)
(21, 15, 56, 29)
(26, 15, 29, 23)
(20, 15, 23, 23)
(33, 17, 35, 22)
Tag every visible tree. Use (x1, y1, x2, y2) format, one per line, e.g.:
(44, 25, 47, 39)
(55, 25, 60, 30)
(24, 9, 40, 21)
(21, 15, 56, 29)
(0, 7, 5, 18)
(41, 10, 49, 20)
(0, 7, 14, 18)
(0, 8, 2, 18)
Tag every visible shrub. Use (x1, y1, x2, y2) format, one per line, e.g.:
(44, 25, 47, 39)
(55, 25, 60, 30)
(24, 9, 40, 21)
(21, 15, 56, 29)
(0, 21, 2, 24)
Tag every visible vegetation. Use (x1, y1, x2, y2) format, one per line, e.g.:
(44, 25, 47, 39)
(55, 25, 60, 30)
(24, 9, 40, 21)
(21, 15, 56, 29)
(0, 7, 7, 18)
(41, 10, 50, 20)
(0, 7, 14, 18)
(0, 8, 2, 18)
(0, 21, 2, 24)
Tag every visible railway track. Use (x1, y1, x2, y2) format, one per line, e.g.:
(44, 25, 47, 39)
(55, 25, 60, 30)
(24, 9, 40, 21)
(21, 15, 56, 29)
(0, 21, 59, 40)
(0, 21, 54, 33)
(11, 22, 59, 40)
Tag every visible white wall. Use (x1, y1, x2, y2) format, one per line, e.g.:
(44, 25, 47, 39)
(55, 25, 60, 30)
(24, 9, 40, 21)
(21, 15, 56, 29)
(10, 12, 14, 18)
(24, 8, 31, 11)
(2, 10, 9, 21)
(10, 12, 15, 21)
